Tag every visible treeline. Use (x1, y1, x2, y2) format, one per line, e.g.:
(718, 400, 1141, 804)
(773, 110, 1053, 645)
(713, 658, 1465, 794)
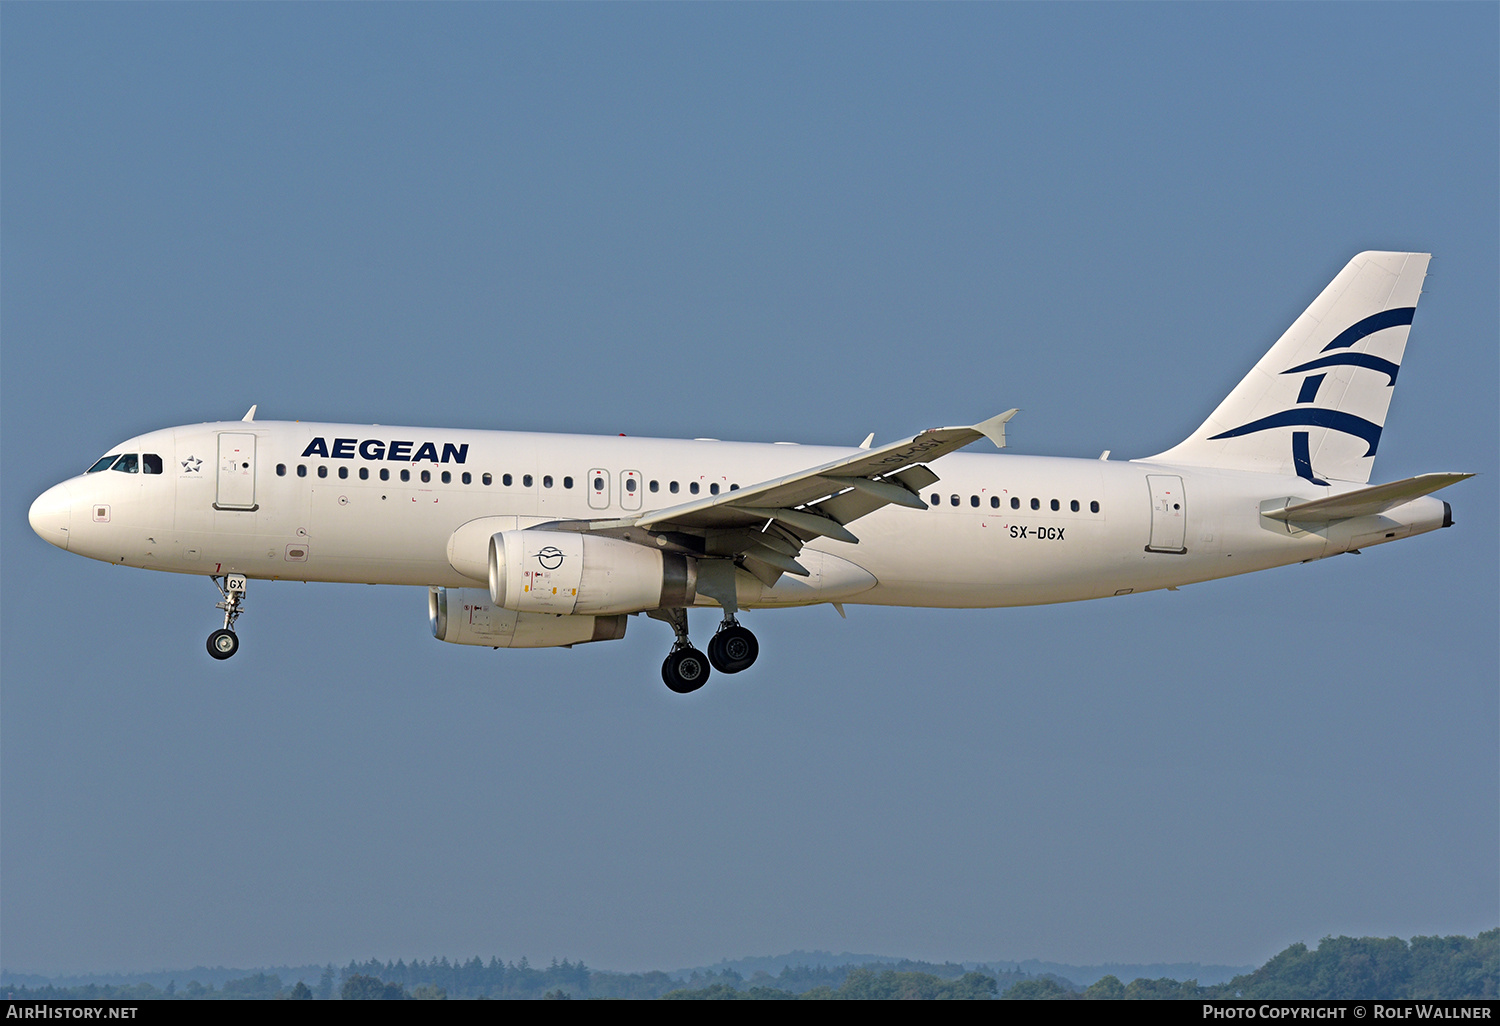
(337, 955, 614, 999)
(4, 972, 298, 1002)
(329, 955, 1030, 1000)
(1001, 931, 1498, 1000)
(671, 958, 1035, 996)
(664, 968, 1001, 1000)
(0, 959, 1046, 1002)
(4, 930, 1494, 999)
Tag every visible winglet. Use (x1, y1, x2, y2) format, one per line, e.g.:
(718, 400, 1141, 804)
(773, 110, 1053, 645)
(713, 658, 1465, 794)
(242, 405, 258, 422)
(973, 409, 1019, 449)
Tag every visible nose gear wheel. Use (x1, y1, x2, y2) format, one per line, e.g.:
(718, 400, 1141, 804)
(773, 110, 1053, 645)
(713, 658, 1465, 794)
(207, 628, 239, 660)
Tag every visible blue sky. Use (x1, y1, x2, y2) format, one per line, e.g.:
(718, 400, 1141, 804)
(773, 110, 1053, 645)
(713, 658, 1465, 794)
(3, 4, 1495, 975)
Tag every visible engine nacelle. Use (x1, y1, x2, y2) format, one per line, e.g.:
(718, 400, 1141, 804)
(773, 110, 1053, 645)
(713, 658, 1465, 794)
(429, 587, 627, 648)
(488, 530, 696, 615)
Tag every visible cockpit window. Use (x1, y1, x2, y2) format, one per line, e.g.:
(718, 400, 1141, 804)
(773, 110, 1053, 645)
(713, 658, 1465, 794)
(87, 455, 120, 473)
(142, 454, 163, 474)
(111, 454, 139, 474)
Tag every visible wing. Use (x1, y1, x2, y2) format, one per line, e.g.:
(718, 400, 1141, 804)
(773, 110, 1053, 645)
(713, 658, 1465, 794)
(535, 410, 1018, 588)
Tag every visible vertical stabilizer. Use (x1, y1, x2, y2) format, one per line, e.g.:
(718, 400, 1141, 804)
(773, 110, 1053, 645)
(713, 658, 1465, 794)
(1146, 251, 1429, 484)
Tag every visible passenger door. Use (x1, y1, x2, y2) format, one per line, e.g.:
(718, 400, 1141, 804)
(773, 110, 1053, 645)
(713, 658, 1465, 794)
(1145, 474, 1186, 553)
(215, 432, 258, 511)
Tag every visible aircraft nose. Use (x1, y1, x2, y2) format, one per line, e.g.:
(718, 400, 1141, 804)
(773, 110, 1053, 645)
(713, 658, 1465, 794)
(29, 481, 72, 551)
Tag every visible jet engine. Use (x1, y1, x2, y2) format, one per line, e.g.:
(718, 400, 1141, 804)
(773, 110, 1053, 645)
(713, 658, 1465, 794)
(429, 587, 627, 648)
(487, 530, 696, 616)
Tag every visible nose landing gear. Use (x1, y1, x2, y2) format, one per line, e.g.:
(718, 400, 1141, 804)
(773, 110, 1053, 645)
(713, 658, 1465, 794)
(207, 574, 247, 660)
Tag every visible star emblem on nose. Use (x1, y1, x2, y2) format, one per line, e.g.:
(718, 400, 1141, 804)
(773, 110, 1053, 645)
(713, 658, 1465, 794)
(181, 456, 203, 473)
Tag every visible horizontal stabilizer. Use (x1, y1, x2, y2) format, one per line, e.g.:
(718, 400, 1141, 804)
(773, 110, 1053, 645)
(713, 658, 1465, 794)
(1263, 473, 1473, 523)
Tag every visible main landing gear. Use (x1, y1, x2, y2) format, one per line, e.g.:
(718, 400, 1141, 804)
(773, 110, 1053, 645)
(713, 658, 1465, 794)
(663, 644, 711, 695)
(707, 618, 759, 675)
(207, 573, 247, 660)
(649, 608, 759, 694)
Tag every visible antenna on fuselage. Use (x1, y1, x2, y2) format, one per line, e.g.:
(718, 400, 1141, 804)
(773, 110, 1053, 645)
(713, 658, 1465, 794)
(242, 405, 257, 422)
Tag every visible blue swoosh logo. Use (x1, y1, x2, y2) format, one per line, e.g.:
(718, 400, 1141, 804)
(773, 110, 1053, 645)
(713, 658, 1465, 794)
(1209, 409, 1382, 456)
(1291, 431, 1329, 486)
(1283, 352, 1400, 385)
(1321, 307, 1414, 351)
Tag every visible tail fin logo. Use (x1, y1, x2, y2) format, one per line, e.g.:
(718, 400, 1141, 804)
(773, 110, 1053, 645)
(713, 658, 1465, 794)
(1207, 306, 1414, 485)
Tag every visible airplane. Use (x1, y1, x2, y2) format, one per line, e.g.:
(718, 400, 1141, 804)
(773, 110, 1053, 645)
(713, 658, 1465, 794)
(28, 251, 1472, 694)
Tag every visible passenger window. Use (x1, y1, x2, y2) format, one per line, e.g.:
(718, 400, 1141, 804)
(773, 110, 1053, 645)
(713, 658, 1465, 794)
(359, 468, 369, 480)
(1050, 499, 1059, 511)
(523, 474, 533, 487)
(950, 494, 959, 506)
(502, 473, 511, 486)
(563, 476, 573, 489)
(1030, 498, 1039, 510)
(143, 454, 163, 474)
(442, 471, 452, 484)
(931, 494, 940, 506)
(729, 484, 739, 491)
(627, 479, 638, 493)
(420, 470, 431, 483)
(709, 483, 719, 495)
(991, 496, 1000, 508)
(87, 455, 119, 473)
(112, 454, 139, 474)
(690, 482, 700, 495)
(379, 468, 389, 481)
(670, 482, 680, 494)
(594, 476, 604, 490)
(482, 473, 491, 486)
(277, 464, 287, 477)
(318, 466, 328, 479)
(542, 475, 553, 488)
(461, 472, 470, 484)
(970, 495, 979, 507)
(1091, 500, 1100, 513)
(298, 465, 308, 478)
(1071, 499, 1079, 512)
(338, 466, 348, 479)
(400, 469, 410, 482)
(649, 480, 659, 493)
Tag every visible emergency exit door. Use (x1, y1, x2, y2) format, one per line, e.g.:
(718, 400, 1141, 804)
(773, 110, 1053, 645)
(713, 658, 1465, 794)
(620, 470, 642, 511)
(588, 468, 610, 510)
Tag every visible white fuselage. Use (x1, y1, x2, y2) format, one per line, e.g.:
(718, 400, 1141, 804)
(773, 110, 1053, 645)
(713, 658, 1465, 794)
(29, 419, 1451, 611)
